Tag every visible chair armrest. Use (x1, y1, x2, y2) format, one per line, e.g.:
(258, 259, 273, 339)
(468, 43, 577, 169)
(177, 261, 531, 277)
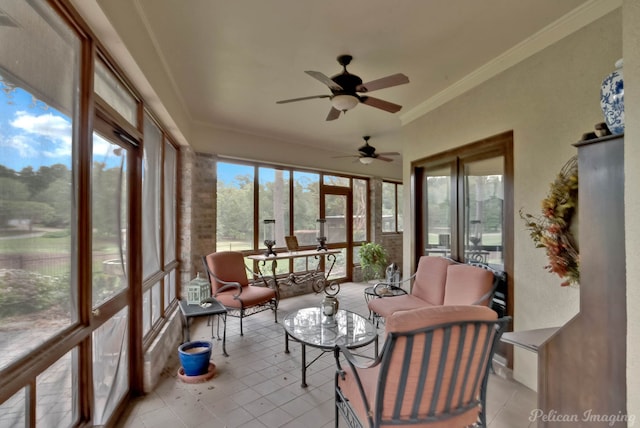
(334, 344, 378, 424)
(201, 255, 243, 298)
(372, 273, 415, 296)
(471, 288, 496, 306)
(334, 343, 381, 378)
(214, 281, 243, 298)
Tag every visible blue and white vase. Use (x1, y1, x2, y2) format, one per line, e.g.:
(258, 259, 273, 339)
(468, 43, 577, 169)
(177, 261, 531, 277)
(600, 59, 624, 135)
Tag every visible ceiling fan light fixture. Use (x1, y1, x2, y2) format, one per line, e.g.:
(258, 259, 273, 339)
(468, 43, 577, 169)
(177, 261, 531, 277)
(359, 157, 374, 165)
(331, 94, 359, 111)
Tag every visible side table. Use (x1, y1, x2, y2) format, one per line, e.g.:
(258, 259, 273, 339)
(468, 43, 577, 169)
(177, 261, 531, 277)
(363, 285, 407, 322)
(178, 298, 228, 357)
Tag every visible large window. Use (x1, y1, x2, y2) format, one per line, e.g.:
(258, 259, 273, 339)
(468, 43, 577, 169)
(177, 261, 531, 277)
(0, 1, 80, 425)
(382, 181, 403, 233)
(0, 2, 180, 426)
(216, 162, 368, 281)
(216, 162, 255, 251)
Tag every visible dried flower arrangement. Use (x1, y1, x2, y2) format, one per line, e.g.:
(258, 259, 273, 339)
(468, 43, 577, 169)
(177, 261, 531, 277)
(520, 156, 579, 286)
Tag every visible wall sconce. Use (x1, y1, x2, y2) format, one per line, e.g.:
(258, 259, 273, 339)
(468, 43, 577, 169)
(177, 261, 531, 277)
(316, 218, 327, 251)
(263, 219, 277, 256)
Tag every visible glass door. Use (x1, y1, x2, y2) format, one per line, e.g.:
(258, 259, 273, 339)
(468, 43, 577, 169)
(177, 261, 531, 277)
(422, 162, 455, 259)
(462, 156, 505, 268)
(91, 120, 135, 424)
(322, 187, 351, 280)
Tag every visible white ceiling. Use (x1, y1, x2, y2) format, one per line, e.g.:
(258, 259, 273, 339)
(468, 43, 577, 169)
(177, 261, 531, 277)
(83, 0, 596, 158)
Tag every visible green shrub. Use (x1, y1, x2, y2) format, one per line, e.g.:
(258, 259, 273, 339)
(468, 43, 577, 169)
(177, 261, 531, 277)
(359, 242, 388, 281)
(0, 269, 69, 317)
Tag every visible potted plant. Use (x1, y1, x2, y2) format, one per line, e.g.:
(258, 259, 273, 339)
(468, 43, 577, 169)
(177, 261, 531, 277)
(359, 242, 388, 281)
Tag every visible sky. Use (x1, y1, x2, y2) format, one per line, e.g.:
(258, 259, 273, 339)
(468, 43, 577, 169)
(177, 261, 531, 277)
(1, 78, 111, 172)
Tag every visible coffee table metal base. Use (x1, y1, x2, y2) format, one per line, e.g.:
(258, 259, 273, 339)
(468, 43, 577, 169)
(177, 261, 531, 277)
(283, 308, 378, 388)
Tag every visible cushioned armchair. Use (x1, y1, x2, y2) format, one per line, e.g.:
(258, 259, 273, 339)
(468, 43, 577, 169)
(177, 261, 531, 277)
(334, 305, 510, 428)
(202, 251, 278, 335)
(367, 256, 496, 321)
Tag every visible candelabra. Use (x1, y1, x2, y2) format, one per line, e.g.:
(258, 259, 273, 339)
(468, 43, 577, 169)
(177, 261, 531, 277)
(263, 219, 277, 256)
(316, 218, 327, 251)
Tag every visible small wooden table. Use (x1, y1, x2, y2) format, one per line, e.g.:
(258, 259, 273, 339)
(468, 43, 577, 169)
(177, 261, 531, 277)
(501, 327, 559, 353)
(178, 299, 228, 356)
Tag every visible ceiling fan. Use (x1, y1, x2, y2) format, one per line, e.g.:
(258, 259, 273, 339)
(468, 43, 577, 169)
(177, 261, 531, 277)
(335, 136, 401, 164)
(276, 55, 409, 121)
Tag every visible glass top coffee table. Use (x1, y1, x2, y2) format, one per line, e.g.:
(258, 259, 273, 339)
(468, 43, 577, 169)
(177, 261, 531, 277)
(283, 307, 378, 387)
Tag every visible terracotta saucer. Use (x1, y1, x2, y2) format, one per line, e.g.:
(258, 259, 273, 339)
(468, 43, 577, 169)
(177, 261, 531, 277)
(177, 362, 216, 383)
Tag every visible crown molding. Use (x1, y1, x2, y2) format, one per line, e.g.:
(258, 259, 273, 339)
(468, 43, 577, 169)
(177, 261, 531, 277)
(400, 0, 622, 126)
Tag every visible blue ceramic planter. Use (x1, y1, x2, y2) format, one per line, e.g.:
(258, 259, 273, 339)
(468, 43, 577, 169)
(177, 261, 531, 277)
(178, 341, 212, 376)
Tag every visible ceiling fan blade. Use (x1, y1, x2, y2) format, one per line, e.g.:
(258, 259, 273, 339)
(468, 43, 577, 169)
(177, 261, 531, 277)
(276, 94, 331, 104)
(305, 71, 343, 91)
(376, 151, 401, 156)
(332, 155, 358, 159)
(376, 156, 395, 162)
(326, 107, 341, 121)
(356, 73, 409, 93)
(360, 96, 402, 113)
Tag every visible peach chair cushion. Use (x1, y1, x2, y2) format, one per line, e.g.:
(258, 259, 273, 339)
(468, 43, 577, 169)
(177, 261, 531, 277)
(367, 294, 436, 319)
(442, 264, 494, 306)
(339, 305, 497, 428)
(204, 251, 250, 290)
(215, 284, 275, 309)
(203, 251, 276, 309)
(411, 256, 454, 305)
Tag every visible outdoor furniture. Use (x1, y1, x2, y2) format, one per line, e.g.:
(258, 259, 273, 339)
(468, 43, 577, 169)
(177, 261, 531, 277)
(367, 256, 496, 321)
(178, 298, 228, 357)
(283, 307, 378, 388)
(247, 248, 341, 295)
(202, 251, 278, 336)
(334, 305, 511, 428)
(363, 285, 406, 321)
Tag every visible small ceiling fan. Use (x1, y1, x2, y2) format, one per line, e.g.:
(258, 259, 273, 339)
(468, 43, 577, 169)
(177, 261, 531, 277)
(276, 55, 409, 121)
(334, 136, 400, 164)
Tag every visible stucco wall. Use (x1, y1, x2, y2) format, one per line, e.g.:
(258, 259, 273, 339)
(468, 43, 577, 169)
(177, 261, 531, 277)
(401, 11, 622, 390)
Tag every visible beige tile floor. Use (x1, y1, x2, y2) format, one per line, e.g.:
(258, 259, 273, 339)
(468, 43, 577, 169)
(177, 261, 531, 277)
(117, 282, 538, 428)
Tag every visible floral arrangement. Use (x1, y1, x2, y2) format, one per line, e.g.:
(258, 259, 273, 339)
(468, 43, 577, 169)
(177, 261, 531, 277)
(520, 156, 579, 286)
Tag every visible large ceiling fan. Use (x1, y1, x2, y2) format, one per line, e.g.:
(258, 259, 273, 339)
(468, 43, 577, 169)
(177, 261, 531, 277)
(276, 55, 409, 121)
(335, 136, 400, 164)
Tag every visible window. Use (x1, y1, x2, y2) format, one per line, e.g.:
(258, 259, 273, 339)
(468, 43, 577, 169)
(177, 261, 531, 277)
(293, 171, 319, 246)
(414, 131, 512, 270)
(382, 181, 403, 233)
(352, 178, 368, 241)
(216, 162, 255, 251)
(216, 162, 369, 281)
(259, 167, 290, 250)
(0, 1, 81, 424)
(0, 2, 180, 424)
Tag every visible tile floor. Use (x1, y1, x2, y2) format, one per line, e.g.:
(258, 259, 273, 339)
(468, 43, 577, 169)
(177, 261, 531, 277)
(117, 282, 538, 427)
